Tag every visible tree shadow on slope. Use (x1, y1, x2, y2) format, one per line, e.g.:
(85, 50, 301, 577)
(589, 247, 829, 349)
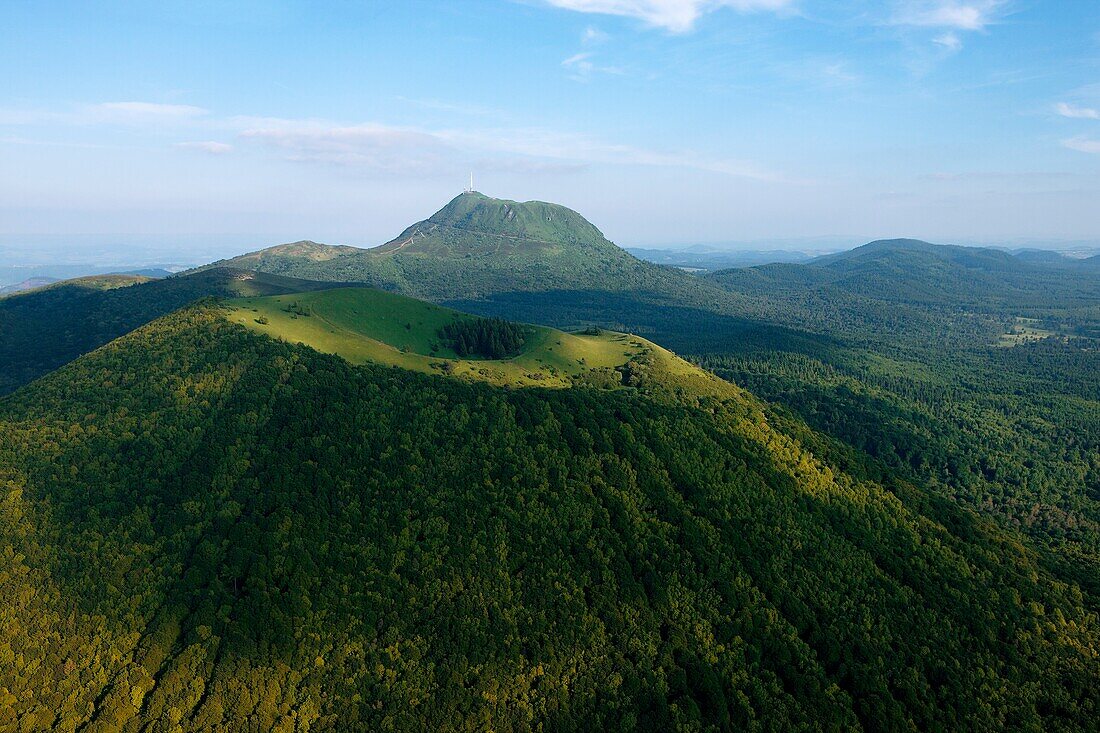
(444, 288, 852, 364)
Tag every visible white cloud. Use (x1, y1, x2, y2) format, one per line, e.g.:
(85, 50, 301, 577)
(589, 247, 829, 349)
(541, 0, 794, 33)
(440, 126, 786, 181)
(235, 116, 783, 181)
(565, 26, 620, 81)
(1062, 137, 1100, 154)
(174, 141, 233, 154)
(1055, 102, 1100, 120)
(0, 100, 781, 181)
(933, 32, 963, 51)
(563, 51, 594, 66)
(561, 51, 624, 80)
(82, 102, 210, 128)
(238, 120, 453, 173)
(582, 25, 609, 43)
(892, 1, 1005, 31)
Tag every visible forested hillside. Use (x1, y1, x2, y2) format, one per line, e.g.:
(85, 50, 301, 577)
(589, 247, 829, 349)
(193, 192, 713, 301)
(1, 303, 1097, 731)
(696, 241, 1100, 596)
(443, 240, 1100, 601)
(0, 268, 349, 395)
(4, 214, 1097, 598)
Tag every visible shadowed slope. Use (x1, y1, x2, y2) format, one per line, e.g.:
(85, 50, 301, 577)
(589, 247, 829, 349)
(0, 268, 350, 395)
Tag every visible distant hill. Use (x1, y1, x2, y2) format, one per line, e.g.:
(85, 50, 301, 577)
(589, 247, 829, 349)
(627, 247, 816, 271)
(2, 297, 1096, 730)
(711, 238, 1100, 312)
(0, 276, 58, 296)
(118, 267, 174, 278)
(0, 270, 173, 298)
(205, 239, 362, 271)
(195, 192, 695, 300)
(0, 268, 349, 395)
(1011, 249, 1079, 267)
(810, 238, 1022, 270)
(14, 272, 154, 296)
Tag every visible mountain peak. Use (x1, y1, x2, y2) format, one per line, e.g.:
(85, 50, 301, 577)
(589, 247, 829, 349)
(182, 193, 684, 300)
(377, 192, 612, 254)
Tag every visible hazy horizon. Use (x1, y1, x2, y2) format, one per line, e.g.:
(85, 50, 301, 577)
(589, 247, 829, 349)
(4, 1, 1100, 254)
(3, 226, 1099, 289)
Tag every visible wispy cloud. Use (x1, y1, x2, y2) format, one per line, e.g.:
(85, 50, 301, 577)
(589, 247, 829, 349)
(2, 99, 785, 182)
(1062, 137, 1100, 154)
(886, 1, 1007, 55)
(238, 120, 454, 173)
(563, 24, 621, 81)
(235, 116, 784, 181)
(812, 59, 859, 87)
(933, 32, 963, 51)
(1055, 102, 1100, 120)
(582, 25, 609, 44)
(440, 126, 787, 181)
(540, 0, 795, 33)
(173, 141, 233, 154)
(891, 1, 1006, 31)
(561, 51, 625, 80)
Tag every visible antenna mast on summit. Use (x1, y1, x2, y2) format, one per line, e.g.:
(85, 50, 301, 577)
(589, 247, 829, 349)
(465, 172, 474, 193)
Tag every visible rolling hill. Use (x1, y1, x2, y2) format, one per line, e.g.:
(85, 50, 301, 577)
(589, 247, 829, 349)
(802, 238, 1099, 308)
(699, 238, 1100, 598)
(0, 277, 59, 296)
(1, 296, 1097, 731)
(701, 237, 1100, 345)
(0, 268, 352, 395)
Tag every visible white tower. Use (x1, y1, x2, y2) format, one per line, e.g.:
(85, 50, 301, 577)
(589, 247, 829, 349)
(465, 172, 474, 193)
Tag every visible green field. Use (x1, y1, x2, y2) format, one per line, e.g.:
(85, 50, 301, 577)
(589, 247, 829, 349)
(225, 287, 657, 387)
(996, 316, 1059, 347)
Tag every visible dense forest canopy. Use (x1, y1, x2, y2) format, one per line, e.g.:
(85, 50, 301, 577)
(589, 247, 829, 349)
(1, 304, 1097, 731)
(439, 316, 526, 359)
(441, 238, 1100, 599)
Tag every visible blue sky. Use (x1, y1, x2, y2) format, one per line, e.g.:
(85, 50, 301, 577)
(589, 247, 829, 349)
(2, 0, 1099, 253)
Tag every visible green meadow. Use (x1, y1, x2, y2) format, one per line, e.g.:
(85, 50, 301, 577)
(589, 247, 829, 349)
(225, 287, 655, 388)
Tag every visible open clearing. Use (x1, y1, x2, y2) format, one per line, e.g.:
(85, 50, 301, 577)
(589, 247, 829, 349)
(225, 287, 652, 388)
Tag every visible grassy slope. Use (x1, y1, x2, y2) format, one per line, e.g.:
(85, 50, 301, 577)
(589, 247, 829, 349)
(225, 287, 654, 388)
